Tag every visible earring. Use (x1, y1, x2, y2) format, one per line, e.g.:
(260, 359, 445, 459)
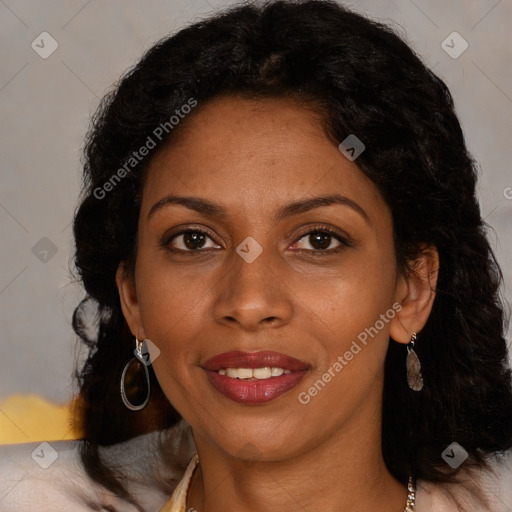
(120, 337, 151, 411)
(406, 332, 424, 391)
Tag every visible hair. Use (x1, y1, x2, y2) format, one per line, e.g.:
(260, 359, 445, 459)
(71, 0, 512, 508)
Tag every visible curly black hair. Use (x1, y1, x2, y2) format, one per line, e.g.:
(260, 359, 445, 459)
(71, 0, 512, 508)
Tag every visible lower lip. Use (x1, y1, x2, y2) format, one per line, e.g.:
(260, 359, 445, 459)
(205, 369, 308, 404)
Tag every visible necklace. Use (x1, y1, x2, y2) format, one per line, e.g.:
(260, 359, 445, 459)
(403, 476, 417, 511)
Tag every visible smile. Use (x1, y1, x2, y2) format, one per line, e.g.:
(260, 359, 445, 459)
(202, 351, 309, 404)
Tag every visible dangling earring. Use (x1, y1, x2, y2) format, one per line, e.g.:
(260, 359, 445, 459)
(120, 337, 151, 411)
(406, 332, 424, 391)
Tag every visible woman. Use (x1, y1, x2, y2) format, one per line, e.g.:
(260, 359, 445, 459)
(71, 0, 512, 510)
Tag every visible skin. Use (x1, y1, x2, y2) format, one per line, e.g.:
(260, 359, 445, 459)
(117, 96, 439, 512)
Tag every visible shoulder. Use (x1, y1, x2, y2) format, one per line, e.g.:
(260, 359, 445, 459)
(416, 451, 512, 512)
(0, 420, 195, 511)
(0, 438, 120, 511)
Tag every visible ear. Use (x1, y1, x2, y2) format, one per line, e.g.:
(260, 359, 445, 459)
(389, 244, 439, 344)
(116, 261, 146, 340)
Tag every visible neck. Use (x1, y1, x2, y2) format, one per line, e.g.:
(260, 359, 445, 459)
(187, 398, 408, 511)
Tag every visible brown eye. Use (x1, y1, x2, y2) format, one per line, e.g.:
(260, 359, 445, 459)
(290, 227, 350, 253)
(307, 232, 337, 250)
(166, 230, 222, 252)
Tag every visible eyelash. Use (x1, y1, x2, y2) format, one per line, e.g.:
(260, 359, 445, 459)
(160, 224, 352, 255)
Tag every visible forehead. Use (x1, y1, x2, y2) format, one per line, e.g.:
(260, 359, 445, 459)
(141, 96, 386, 221)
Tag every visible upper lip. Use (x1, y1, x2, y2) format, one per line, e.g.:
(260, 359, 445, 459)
(202, 350, 309, 371)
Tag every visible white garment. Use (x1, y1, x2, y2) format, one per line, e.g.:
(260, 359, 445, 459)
(1, 420, 511, 511)
(0, 421, 195, 512)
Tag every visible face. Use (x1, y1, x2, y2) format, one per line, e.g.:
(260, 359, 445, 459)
(117, 96, 417, 461)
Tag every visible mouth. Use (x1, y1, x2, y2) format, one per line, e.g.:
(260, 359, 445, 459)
(202, 350, 309, 404)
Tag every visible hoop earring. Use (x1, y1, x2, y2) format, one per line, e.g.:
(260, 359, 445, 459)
(120, 337, 151, 411)
(406, 332, 424, 391)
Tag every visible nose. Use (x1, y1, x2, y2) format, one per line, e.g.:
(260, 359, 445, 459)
(212, 243, 294, 331)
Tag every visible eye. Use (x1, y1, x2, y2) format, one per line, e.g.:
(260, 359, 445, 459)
(290, 226, 350, 253)
(161, 225, 351, 254)
(164, 229, 222, 252)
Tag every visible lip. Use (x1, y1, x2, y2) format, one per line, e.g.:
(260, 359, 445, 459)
(202, 351, 309, 404)
(202, 350, 309, 371)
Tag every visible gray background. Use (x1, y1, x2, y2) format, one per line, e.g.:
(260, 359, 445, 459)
(1, 0, 511, 404)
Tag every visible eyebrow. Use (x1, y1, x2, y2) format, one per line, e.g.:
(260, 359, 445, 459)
(147, 193, 370, 224)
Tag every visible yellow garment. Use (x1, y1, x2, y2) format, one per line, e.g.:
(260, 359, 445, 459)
(160, 453, 199, 511)
(0, 394, 83, 444)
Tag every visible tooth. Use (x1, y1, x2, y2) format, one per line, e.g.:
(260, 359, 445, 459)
(237, 368, 254, 379)
(220, 367, 291, 379)
(253, 367, 272, 379)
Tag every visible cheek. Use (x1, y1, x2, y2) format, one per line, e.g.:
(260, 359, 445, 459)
(298, 274, 396, 421)
(133, 253, 209, 373)
(301, 251, 398, 393)
(136, 264, 206, 414)
(302, 253, 397, 335)
(138, 283, 206, 359)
